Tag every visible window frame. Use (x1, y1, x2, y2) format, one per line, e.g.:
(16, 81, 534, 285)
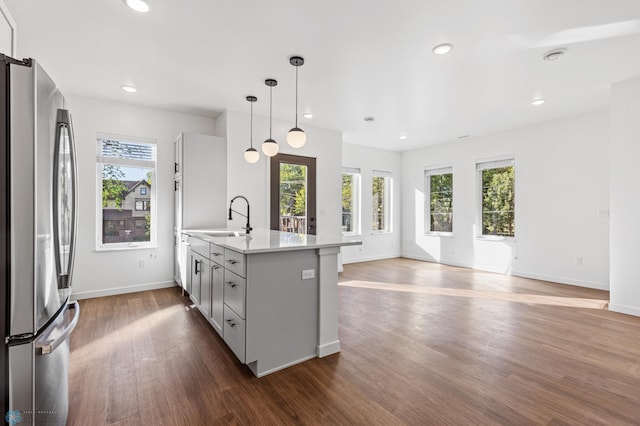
(341, 167, 362, 236)
(371, 170, 393, 234)
(95, 133, 158, 251)
(476, 158, 515, 239)
(424, 166, 453, 235)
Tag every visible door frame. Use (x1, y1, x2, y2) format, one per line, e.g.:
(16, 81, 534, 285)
(270, 153, 317, 234)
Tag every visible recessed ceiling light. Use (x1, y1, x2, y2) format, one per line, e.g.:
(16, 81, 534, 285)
(399, 135, 408, 140)
(121, 85, 137, 93)
(303, 113, 313, 119)
(543, 48, 566, 62)
(531, 98, 545, 106)
(124, 0, 150, 13)
(364, 116, 375, 122)
(432, 43, 453, 55)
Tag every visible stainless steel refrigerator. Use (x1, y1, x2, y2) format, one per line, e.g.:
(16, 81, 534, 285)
(1, 55, 79, 425)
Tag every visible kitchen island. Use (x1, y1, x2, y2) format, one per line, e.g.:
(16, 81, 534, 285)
(179, 229, 361, 377)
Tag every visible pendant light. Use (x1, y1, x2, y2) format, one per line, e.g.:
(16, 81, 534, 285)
(262, 79, 279, 157)
(244, 96, 259, 164)
(286, 56, 306, 148)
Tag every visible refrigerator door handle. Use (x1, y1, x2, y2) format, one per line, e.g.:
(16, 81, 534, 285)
(52, 109, 78, 290)
(36, 302, 80, 355)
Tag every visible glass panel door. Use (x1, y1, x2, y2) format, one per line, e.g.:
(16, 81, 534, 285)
(270, 154, 316, 234)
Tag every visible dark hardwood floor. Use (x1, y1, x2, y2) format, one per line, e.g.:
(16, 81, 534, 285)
(68, 258, 640, 425)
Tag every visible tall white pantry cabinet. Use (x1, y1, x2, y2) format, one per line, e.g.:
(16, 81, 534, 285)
(173, 133, 227, 287)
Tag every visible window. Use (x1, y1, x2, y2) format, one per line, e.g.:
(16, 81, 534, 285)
(372, 170, 392, 232)
(425, 167, 453, 233)
(477, 159, 515, 237)
(342, 168, 361, 235)
(135, 199, 151, 211)
(96, 134, 157, 248)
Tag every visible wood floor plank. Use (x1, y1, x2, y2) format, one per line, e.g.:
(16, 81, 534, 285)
(68, 258, 640, 425)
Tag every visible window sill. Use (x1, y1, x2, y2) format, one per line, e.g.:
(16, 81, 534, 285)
(342, 232, 362, 237)
(475, 235, 515, 242)
(425, 232, 453, 238)
(371, 231, 392, 235)
(96, 244, 156, 252)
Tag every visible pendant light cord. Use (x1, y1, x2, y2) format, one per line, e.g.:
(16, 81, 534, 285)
(269, 86, 273, 138)
(295, 66, 299, 128)
(250, 101, 254, 148)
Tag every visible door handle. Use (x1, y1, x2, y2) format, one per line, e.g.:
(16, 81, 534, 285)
(36, 302, 80, 355)
(194, 259, 200, 274)
(52, 109, 78, 290)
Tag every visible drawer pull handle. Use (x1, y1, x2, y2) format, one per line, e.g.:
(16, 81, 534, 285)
(212, 265, 220, 270)
(226, 281, 237, 288)
(226, 259, 238, 265)
(212, 252, 221, 257)
(226, 319, 236, 327)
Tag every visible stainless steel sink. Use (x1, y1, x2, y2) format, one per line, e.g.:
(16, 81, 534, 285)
(197, 230, 245, 237)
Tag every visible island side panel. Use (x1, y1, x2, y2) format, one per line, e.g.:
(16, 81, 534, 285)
(245, 249, 319, 377)
(317, 246, 341, 357)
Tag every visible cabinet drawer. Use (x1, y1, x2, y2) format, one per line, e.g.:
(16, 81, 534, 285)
(223, 305, 245, 363)
(190, 236, 210, 257)
(223, 270, 246, 319)
(224, 248, 246, 277)
(210, 243, 225, 265)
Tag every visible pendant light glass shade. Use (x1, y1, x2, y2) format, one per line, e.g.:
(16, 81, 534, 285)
(262, 79, 279, 157)
(244, 147, 259, 163)
(287, 56, 306, 148)
(286, 128, 306, 148)
(245, 95, 259, 164)
(262, 138, 279, 156)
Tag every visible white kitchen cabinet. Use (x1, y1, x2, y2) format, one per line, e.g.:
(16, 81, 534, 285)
(210, 262, 224, 336)
(174, 132, 226, 288)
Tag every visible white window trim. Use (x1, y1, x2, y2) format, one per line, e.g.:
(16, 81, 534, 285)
(372, 170, 393, 234)
(342, 167, 362, 236)
(476, 157, 515, 240)
(425, 166, 453, 236)
(95, 133, 158, 251)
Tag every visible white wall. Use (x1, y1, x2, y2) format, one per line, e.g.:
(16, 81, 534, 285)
(610, 77, 640, 316)
(67, 95, 216, 299)
(401, 110, 610, 290)
(223, 109, 343, 238)
(341, 143, 402, 263)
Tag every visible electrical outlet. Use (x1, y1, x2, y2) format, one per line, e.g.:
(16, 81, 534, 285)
(139, 259, 146, 268)
(575, 256, 583, 265)
(302, 269, 315, 280)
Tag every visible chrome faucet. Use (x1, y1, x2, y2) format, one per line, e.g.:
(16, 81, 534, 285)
(228, 195, 252, 234)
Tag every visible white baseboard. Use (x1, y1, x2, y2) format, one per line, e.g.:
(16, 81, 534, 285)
(252, 354, 318, 378)
(317, 340, 341, 357)
(72, 280, 177, 300)
(511, 270, 609, 291)
(342, 253, 401, 264)
(400, 252, 609, 291)
(609, 303, 640, 317)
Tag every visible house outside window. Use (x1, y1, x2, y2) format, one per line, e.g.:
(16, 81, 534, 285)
(425, 167, 453, 234)
(342, 167, 361, 235)
(477, 158, 515, 237)
(372, 170, 392, 233)
(96, 134, 157, 248)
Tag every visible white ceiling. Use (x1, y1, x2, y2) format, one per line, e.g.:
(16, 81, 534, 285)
(6, 0, 640, 150)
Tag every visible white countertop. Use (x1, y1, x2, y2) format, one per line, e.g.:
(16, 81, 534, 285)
(182, 228, 362, 254)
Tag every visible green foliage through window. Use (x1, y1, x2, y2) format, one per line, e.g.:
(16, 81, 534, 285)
(430, 173, 453, 232)
(279, 163, 307, 217)
(481, 166, 515, 236)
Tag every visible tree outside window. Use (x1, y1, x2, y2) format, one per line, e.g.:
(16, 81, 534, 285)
(342, 169, 361, 235)
(372, 172, 392, 232)
(425, 168, 453, 233)
(479, 161, 515, 237)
